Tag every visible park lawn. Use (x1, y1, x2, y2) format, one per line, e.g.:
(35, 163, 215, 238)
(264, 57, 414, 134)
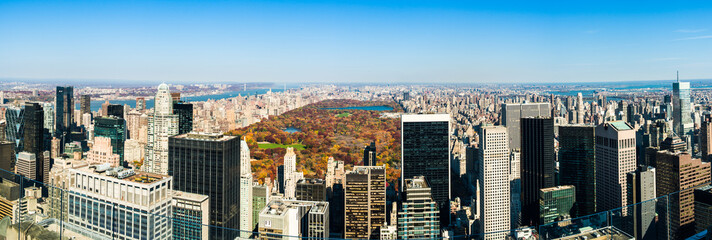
(258, 143, 306, 150)
(336, 112, 352, 117)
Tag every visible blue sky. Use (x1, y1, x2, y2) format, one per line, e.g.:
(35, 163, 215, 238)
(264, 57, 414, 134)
(1, 0, 712, 84)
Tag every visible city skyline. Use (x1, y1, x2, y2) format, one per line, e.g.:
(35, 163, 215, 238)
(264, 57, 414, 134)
(2, 0, 712, 84)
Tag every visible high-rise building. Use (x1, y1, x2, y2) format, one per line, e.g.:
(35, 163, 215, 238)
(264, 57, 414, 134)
(168, 132, 241, 240)
(700, 116, 712, 162)
(55, 86, 74, 145)
(136, 97, 146, 111)
(145, 83, 179, 175)
(577, 93, 584, 124)
(253, 183, 271, 230)
(258, 199, 329, 240)
(655, 151, 711, 239)
(173, 190, 210, 240)
(477, 124, 510, 239)
(363, 142, 377, 166)
(694, 185, 712, 234)
(15, 152, 36, 179)
(401, 114, 450, 223)
(94, 116, 127, 165)
(106, 104, 124, 118)
(673, 78, 693, 138)
(86, 136, 120, 166)
(501, 102, 551, 149)
(283, 147, 301, 199)
(240, 139, 254, 239)
(296, 178, 327, 202)
(398, 176, 440, 239)
(626, 165, 657, 240)
(595, 121, 636, 212)
(68, 165, 173, 240)
(23, 103, 45, 182)
(173, 101, 194, 135)
(539, 185, 575, 225)
(0, 141, 13, 174)
(510, 149, 522, 229)
(42, 102, 54, 135)
(80, 95, 91, 117)
(558, 125, 597, 217)
(4, 106, 24, 152)
(521, 117, 555, 225)
(0, 121, 5, 141)
(344, 165, 386, 239)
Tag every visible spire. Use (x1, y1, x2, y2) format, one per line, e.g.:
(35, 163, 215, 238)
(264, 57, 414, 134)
(677, 70, 679, 82)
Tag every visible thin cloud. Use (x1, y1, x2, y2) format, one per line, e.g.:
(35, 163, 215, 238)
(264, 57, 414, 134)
(673, 35, 712, 41)
(674, 29, 707, 33)
(649, 57, 683, 61)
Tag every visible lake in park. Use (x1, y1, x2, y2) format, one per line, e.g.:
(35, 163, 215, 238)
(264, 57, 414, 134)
(321, 105, 393, 111)
(284, 127, 301, 133)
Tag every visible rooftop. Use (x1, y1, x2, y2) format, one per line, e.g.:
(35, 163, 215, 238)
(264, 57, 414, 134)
(297, 178, 325, 185)
(173, 191, 209, 202)
(173, 132, 236, 141)
(76, 164, 168, 185)
(554, 226, 633, 240)
(607, 121, 633, 131)
(541, 185, 575, 193)
(401, 113, 450, 123)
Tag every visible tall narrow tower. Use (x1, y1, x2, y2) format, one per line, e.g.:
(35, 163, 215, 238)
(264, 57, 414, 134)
(477, 124, 510, 240)
(673, 72, 693, 138)
(239, 138, 253, 238)
(144, 83, 178, 175)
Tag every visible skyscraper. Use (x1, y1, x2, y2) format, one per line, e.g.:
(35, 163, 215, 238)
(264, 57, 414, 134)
(283, 147, 299, 199)
(673, 77, 693, 138)
(501, 102, 551, 149)
(510, 149, 522, 229)
(296, 178, 327, 202)
(145, 83, 178, 175)
(401, 114, 450, 223)
(626, 166, 657, 240)
(106, 104, 124, 118)
(398, 176, 440, 239)
(169, 132, 241, 240)
(23, 102, 45, 182)
(655, 151, 711, 239)
(595, 121, 636, 212)
(558, 125, 597, 217)
(577, 93, 584, 124)
(344, 165, 386, 239)
(172, 191, 210, 240)
(521, 117, 555, 225)
(694, 185, 712, 234)
(363, 142, 377, 166)
(477, 124, 510, 239)
(136, 97, 146, 112)
(173, 101, 194, 135)
(539, 185, 575, 225)
(80, 95, 91, 117)
(55, 86, 74, 145)
(4, 106, 24, 152)
(93, 116, 126, 166)
(15, 152, 36, 179)
(239, 139, 253, 239)
(700, 115, 712, 162)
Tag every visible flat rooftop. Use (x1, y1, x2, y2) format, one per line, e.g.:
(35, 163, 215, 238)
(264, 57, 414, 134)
(554, 226, 633, 240)
(401, 113, 450, 122)
(174, 191, 209, 202)
(173, 132, 236, 141)
(76, 164, 168, 185)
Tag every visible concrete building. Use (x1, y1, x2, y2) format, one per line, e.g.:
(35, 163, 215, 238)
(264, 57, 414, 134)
(656, 151, 711, 239)
(254, 183, 271, 231)
(68, 164, 173, 240)
(173, 190, 210, 240)
(500, 102, 551, 149)
(626, 166, 657, 240)
(344, 165, 386, 239)
(240, 139, 254, 239)
(283, 147, 298, 199)
(86, 136, 120, 167)
(15, 152, 36, 180)
(258, 199, 329, 240)
(595, 121, 637, 212)
(477, 124, 510, 240)
(145, 83, 178, 175)
(398, 176, 440, 239)
(695, 185, 712, 234)
(510, 149, 522, 229)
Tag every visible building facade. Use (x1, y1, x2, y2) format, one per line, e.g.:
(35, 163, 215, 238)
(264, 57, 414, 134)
(595, 121, 637, 212)
(94, 116, 127, 166)
(145, 83, 178, 175)
(173, 190, 210, 240)
(397, 176, 440, 239)
(539, 185, 575, 225)
(626, 165, 657, 240)
(344, 165, 386, 239)
(500, 102, 551, 149)
(521, 117, 555, 225)
(477, 124, 510, 240)
(558, 125, 597, 217)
